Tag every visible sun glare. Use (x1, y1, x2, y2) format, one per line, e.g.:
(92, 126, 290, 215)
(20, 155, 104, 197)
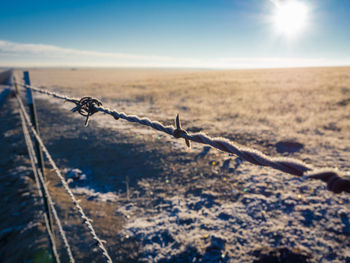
(273, 1, 309, 38)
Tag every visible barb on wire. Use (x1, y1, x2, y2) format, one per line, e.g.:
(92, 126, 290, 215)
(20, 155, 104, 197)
(15, 82, 350, 194)
(72, 97, 102, 127)
(174, 114, 190, 148)
(15, 91, 113, 263)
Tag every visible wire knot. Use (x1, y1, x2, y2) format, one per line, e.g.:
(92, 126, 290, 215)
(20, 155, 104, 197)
(72, 97, 102, 127)
(173, 114, 191, 148)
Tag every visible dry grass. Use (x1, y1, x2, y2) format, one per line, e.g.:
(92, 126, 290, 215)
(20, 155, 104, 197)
(26, 66, 350, 158)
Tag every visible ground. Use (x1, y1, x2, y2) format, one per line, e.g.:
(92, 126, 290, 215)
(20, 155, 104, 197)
(1, 67, 350, 262)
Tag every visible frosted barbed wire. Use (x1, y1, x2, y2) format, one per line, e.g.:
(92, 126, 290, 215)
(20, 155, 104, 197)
(18, 105, 62, 263)
(18, 105, 75, 263)
(15, 78, 75, 262)
(16, 82, 350, 194)
(15, 90, 113, 263)
(18, 83, 80, 103)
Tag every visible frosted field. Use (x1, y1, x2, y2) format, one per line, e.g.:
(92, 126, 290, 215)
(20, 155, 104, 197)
(1, 67, 350, 262)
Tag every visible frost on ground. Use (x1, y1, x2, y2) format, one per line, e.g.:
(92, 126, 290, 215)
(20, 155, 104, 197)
(64, 168, 120, 202)
(61, 162, 350, 262)
(114, 169, 350, 263)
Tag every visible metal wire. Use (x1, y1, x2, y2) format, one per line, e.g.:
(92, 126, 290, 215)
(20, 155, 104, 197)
(16, 90, 113, 263)
(16, 82, 350, 194)
(18, 104, 61, 263)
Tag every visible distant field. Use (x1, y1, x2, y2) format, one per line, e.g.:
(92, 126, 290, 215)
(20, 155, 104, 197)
(24, 67, 350, 148)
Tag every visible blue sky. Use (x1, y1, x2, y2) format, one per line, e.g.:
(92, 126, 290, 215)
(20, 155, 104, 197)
(0, 0, 349, 68)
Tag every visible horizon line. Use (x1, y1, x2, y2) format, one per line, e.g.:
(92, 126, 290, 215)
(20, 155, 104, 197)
(2, 64, 350, 70)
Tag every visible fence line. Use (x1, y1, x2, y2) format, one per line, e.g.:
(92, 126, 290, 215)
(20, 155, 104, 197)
(15, 89, 113, 263)
(18, 104, 61, 263)
(18, 102, 75, 263)
(15, 82, 350, 194)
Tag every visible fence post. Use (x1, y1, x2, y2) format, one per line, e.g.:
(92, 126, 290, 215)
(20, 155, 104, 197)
(23, 71, 55, 233)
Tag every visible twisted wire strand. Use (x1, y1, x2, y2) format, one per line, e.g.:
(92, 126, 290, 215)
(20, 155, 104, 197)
(16, 82, 350, 194)
(18, 106, 61, 263)
(44, 215, 61, 263)
(39, 166, 75, 263)
(18, 83, 80, 103)
(15, 90, 113, 263)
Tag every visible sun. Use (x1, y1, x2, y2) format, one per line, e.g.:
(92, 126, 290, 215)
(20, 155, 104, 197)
(273, 0, 309, 38)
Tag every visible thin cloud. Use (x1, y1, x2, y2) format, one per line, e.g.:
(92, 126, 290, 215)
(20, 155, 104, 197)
(0, 40, 197, 62)
(0, 40, 347, 68)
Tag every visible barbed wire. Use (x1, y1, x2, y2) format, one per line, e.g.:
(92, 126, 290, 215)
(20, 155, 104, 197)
(18, 104, 61, 263)
(18, 101, 75, 263)
(16, 82, 350, 194)
(15, 89, 113, 263)
(44, 215, 61, 263)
